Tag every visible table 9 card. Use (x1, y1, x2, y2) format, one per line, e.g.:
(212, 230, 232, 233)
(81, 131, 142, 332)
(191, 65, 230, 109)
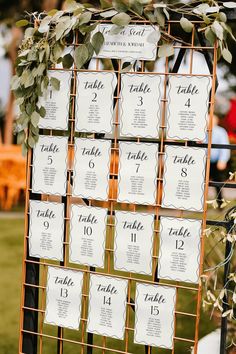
(87, 274, 128, 339)
(69, 205, 107, 268)
(120, 74, 161, 138)
(73, 138, 111, 200)
(118, 142, 158, 205)
(44, 267, 83, 330)
(32, 135, 68, 196)
(134, 283, 176, 349)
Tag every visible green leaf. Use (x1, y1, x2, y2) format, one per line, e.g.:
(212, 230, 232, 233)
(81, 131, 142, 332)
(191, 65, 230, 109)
(17, 131, 26, 145)
(219, 12, 227, 23)
(222, 48, 232, 63)
(74, 44, 89, 69)
(205, 27, 216, 45)
(131, 1, 143, 16)
(147, 28, 161, 44)
(223, 1, 236, 8)
(111, 12, 131, 26)
(144, 10, 156, 23)
(79, 11, 92, 25)
(39, 106, 46, 118)
(158, 43, 174, 58)
(24, 27, 35, 38)
(155, 8, 165, 27)
(100, 0, 111, 9)
(211, 21, 223, 40)
(48, 9, 58, 16)
(121, 62, 133, 72)
(50, 77, 61, 91)
(55, 21, 67, 41)
(79, 23, 98, 34)
(28, 134, 36, 149)
(100, 10, 118, 18)
(31, 111, 40, 128)
(112, 0, 129, 12)
(62, 53, 74, 69)
(203, 14, 211, 25)
(16, 19, 29, 27)
(11, 75, 21, 90)
(91, 32, 105, 55)
(180, 17, 194, 33)
(22, 142, 28, 156)
(53, 42, 64, 61)
(86, 42, 95, 60)
(109, 25, 124, 35)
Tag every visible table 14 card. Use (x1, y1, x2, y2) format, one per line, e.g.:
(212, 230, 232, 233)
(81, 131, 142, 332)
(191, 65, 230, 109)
(29, 200, 64, 261)
(158, 217, 202, 283)
(75, 71, 117, 134)
(87, 274, 128, 339)
(120, 73, 161, 138)
(69, 205, 107, 268)
(114, 211, 154, 275)
(44, 266, 83, 330)
(134, 283, 176, 349)
(118, 142, 158, 205)
(73, 138, 110, 200)
(162, 146, 206, 212)
(32, 135, 68, 196)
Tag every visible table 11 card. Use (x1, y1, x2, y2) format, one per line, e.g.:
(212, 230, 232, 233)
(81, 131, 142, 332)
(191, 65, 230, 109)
(87, 274, 128, 339)
(44, 266, 83, 329)
(158, 217, 202, 283)
(134, 283, 176, 349)
(162, 146, 206, 212)
(69, 205, 107, 268)
(32, 135, 68, 196)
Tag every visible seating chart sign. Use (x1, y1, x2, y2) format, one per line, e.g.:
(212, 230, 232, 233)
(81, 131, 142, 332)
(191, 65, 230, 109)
(118, 142, 158, 205)
(166, 75, 211, 141)
(158, 217, 202, 283)
(134, 283, 176, 349)
(162, 146, 206, 211)
(87, 274, 128, 339)
(38, 70, 71, 130)
(73, 138, 110, 200)
(29, 200, 64, 261)
(44, 267, 83, 329)
(120, 73, 161, 138)
(75, 71, 117, 134)
(32, 135, 68, 196)
(69, 205, 107, 268)
(114, 211, 154, 275)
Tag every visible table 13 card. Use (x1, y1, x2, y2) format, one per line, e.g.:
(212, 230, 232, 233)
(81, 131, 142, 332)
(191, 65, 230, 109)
(87, 274, 128, 339)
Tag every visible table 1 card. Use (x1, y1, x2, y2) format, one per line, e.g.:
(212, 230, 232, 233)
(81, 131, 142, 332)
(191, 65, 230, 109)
(118, 142, 158, 205)
(166, 75, 211, 141)
(158, 217, 202, 283)
(75, 72, 117, 134)
(162, 146, 206, 211)
(120, 74, 161, 138)
(87, 274, 128, 339)
(32, 135, 68, 195)
(114, 211, 154, 275)
(29, 200, 64, 261)
(134, 283, 176, 349)
(69, 205, 107, 268)
(73, 138, 110, 200)
(38, 70, 72, 130)
(44, 266, 83, 329)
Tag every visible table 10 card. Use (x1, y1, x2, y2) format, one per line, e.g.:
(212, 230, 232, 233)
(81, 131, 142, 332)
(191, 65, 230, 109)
(134, 283, 176, 349)
(87, 274, 128, 339)
(118, 142, 158, 205)
(158, 217, 202, 283)
(44, 267, 83, 329)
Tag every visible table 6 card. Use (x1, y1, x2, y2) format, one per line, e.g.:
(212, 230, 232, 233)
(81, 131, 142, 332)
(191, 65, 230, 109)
(87, 274, 128, 340)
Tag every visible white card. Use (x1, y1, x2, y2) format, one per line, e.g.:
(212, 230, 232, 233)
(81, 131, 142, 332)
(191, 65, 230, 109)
(120, 73, 161, 138)
(162, 146, 206, 211)
(166, 75, 211, 141)
(32, 135, 68, 196)
(73, 138, 110, 200)
(87, 274, 128, 339)
(134, 283, 176, 349)
(29, 200, 64, 261)
(69, 205, 107, 268)
(158, 217, 202, 283)
(44, 266, 83, 329)
(38, 70, 72, 130)
(114, 211, 154, 275)
(118, 142, 158, 205)
(75, 71, 117, 134)
(93, 24, 157, 61)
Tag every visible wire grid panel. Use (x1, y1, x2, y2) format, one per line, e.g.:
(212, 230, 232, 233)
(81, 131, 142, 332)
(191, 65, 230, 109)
(19, 19, 218, 354)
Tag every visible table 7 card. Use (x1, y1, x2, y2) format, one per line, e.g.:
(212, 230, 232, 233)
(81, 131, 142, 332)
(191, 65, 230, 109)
(134, 283, 176, 349)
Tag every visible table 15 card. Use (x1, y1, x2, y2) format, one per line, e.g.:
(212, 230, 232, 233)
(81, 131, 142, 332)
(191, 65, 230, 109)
(120, 74, 161, 138)
(162, 146, 206, 211)
(44, 267, 83, 329)
(29, 200, 64, 261)
(114, 211, 154, 275)
(69, 205, 107, 268)
(87, 274, 128, 339)
(73, 138, 110, 200)
(158, 217, 202, 283)
(118, 142, 158, 205)
(32, 135, 68, 196)
(75, 71, 117, 134)
(134, 283, 176, 349)
(166, 75, 211, 141)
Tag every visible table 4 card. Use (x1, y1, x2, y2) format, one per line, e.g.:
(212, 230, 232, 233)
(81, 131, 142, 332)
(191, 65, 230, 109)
(87, 274, 128, 340)
(158, 217, 202, 283)
(32, 135, 68, 196)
